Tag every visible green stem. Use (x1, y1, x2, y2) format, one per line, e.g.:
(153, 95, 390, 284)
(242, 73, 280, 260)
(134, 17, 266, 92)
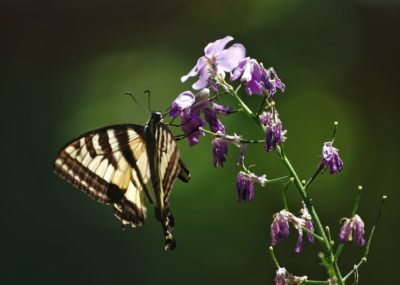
(363, 195, 387, 258)
(269, 246, 280, 269)
(304, 164, 323, 190)
(304, 281, 329, 285)
(351, 186, 363, 216)
(343, 258, 367, 281)
(266, 176, 290, 184)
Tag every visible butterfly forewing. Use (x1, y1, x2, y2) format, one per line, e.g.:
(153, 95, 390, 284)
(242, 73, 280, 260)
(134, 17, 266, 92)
(53, 125, 149, 227)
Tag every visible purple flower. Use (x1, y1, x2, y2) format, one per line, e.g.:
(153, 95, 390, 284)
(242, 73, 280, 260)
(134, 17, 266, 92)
(321, 142, 344, 174)
(263, 67, 285, 97)
(212, 138, 228, 167)
(181, 36, 246, 90)
(301, 204, 315, 243)
(271, 211, 290, 245)
(339, 215, 365, 246)
(204, 108, 225, 133)
(339, 218, 352, 243)
(169, 89, 233, 146)
(271, 209, 314, 253)
(353, 215, 366, 246)
(294, 229, 304, 253)
(181, 110, 205, 146)
(231, 58, 285, 96)
(236, 171, 266, 202)
(260, 111, 287, 152)
(275, 267, 287, 285)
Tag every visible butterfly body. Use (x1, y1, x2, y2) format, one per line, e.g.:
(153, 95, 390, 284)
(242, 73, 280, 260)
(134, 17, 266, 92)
(53, 112, 190, 250)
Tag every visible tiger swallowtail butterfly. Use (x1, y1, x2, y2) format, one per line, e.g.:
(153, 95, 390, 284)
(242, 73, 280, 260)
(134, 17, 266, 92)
(53, 112, 190, 250)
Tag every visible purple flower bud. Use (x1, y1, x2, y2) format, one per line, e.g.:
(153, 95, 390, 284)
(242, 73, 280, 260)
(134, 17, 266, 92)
(271, 211, 290, 245)
(294, 229, 304, 253)
(339, 218, 352, 243)
(204, 108, 225, 134)
(275, 268, 287, 285)
(353, 215, 366, 246)
(300, 204, 315, 243)
(181, 36, 246, 90)
(339, 215, 366, 246)
(304, 220, 315, 243)
(260, 111, 287, 152)
(236, 171, 266, 202)
(321, 142, 344, 174)
(237, 144, 247, 167)
(181, 110, 205, 146)
(212, 138, 228, 167)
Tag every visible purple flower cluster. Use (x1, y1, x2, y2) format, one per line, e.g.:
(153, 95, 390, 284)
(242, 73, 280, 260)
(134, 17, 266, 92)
(259, 111, 287, 152)
(231, 58, 285, 96)
(271, 208, 315, 253)
(321, 142, 344, 174)
(236, 171, 266, 202)
(170, 89, 233, 146)
(339, 214, 365, 246)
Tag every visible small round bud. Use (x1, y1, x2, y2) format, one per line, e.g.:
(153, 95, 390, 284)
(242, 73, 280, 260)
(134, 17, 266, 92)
(334, 121, 338, 126)
(358, 185, 363, 191)
(301, 180, 306, 185)
(318, 252, 325, 259)
(382, 195, 388, 200)
(270, 101, 276, 107)
(289, 177, 295, 182)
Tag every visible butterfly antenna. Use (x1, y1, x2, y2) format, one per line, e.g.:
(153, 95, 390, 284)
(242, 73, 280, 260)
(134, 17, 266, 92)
(125, 92, 148, 114)
(143, 90, 153, 113)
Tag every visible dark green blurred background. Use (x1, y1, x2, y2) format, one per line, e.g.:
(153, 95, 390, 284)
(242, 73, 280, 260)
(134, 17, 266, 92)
(2, 0, 399, 284)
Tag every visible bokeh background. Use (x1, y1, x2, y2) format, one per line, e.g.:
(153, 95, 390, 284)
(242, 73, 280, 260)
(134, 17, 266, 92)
(2, 0, 399, 284)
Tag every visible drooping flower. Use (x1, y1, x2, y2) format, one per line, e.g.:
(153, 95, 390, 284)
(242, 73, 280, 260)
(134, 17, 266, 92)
(212, 138, 228, 167)
(260, 110, 287, 152)
(353, 215, 366, 246)
(169, 89, 233, 146)
(271, 209, 314, 253)
(271, 210, 290, 245)
(181, 36, 246, 90)
(210, 133, 242, 168)
(236, 171, 266, 202)
(231, 57, 285, 96)
(301, 204, 315, 243)
(263, 67, 285, 97)
(275, 267, 287, 285)
(321, 142, 344, 174)
(294, 229, 304, 253)
(291, 205, 316, 253)
(339, 214, 365, 246)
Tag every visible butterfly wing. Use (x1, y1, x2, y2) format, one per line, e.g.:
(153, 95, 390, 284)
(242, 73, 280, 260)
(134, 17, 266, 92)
(53, 125, 151, 227)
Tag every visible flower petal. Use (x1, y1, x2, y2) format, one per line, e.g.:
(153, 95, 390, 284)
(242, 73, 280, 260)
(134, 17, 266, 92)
(181, 56, 207, 83)
(217, 43, 246, 71)
(204, 35, 234, 58)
